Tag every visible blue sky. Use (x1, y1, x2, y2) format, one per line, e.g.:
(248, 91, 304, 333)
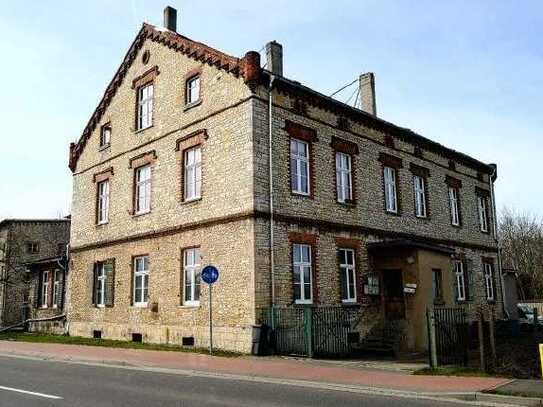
(0, 0, 541, 219)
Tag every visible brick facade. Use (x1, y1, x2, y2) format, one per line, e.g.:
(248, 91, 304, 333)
(68, 19, 501, 353)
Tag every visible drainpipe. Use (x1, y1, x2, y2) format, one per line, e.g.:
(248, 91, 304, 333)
(268, 74, 276, 325)
(489, 164, 508, 318)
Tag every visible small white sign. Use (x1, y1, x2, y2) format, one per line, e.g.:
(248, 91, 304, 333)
(405, 283, 417, 289)
(404, 287, 416, 294)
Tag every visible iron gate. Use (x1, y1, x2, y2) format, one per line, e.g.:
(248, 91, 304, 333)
(260, 306, 361, 358)
(429, 307, 469, 366)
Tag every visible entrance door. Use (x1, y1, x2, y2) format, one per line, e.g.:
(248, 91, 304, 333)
(383, 269, 405, 320)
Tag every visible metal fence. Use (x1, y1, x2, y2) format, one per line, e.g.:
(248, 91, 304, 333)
(428, 307, 469, 366)
(259, 306, 362, 358)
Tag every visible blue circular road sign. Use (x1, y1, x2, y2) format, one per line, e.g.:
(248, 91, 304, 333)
(201, 265, 219, 284)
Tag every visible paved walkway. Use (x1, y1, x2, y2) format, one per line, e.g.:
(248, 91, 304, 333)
(0, 341, 510, 394)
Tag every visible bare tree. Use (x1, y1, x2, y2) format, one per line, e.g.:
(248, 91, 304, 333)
(499, 207, 543, 300)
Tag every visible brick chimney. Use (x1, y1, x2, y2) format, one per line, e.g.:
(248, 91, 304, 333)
(163, 6, 177, 32)
(359, 72, 376, 116)
(265, 41, 283, 76)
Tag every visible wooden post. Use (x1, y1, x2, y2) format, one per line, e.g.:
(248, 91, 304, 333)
(477, 310, 486, 372)
(304, 307, 313, 358)
(427, 309, 438, 368)
(488, 308, 497, 368)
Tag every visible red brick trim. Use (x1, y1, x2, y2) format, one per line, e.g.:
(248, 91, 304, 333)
(93, 167, 114, 183)
(409, 162, 430, 178)
(335, 237, 363, 304)
(333, 150, 357, 205)
(409, 164, 431, 219)
(184, 67, 203, 106)
(330, 136, 359, 155)
(378, 152, 403, 169)
(288, 232, 319, 305)
(284, 120, 318, 143)
(288, 133, 316, 199)
(445, 175, 463, 189)
(131, 66, 160, 89)
(288, 231, 318, 245)
(175, 129, 208, 152)
(129, 150, 157, 169)
(380, 162, 402, 216)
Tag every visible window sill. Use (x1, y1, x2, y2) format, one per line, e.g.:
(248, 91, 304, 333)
(337, 200, 356, 207)
(133, 210, 151, 218)
(132, 303, 148, 309)
(180, 302, 200, 308)
(134, 125, 154, 135)
(183, 99, 202, 112)
(385, 210, 401, 217)
(433, 299, 446, 306)
(291, 191, 311, 198)
(98, 144, 111, 152)
(415, 214, 430, 220)
(294, 301, 313, 306)
(181, 197, 202, 205)
(341, 301, 359, 307)
(96, 221, 109, 228)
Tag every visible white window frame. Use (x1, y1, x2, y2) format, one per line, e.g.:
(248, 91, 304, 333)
(41, 270, 49, 308)
(384, 166, 398, 213)
(290, 138, 310, 195)
(336, 152, 353, 203)
(97, 180, 110, 224)
(293, 243, 312, 304)
(364, 274, 380, 296)
(186, 76, 200, 105)
(100, 125, 111, 148)
(137, 83, 154, 130)
(339, 248, 356, 303)
(184, 146, 202, 201)
(449, 187, 460, 226)
(96, 263, 106, 308)
(133, 256, 149, 307)
(52, 269, 60, 308)
(478, 195, 489, 233)
(135, 165, 151, 215)
(183, 248, 201, 306)
(454, 260, 466, 301)
(484, 262, 494, 301)
(413, 175, 427, 218)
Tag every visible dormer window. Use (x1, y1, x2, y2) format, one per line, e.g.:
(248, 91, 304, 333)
(100, 124, 111, 149)
(186, 76, 200, 105)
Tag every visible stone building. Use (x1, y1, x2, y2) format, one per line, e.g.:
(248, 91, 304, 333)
(0, 219, 70, 328)
(67, 7, 502, 353)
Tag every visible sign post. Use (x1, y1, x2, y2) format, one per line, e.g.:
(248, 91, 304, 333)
(201, 265, 219, 355)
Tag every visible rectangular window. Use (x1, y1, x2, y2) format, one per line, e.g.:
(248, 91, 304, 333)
(290, 139, 310, 195)
(432, 269, 443, 301)
(100, 124, 111, 148)
(336, 152, 352, 203)
(95, 263, 107, 307)
(137, 83, 154, 130)
(135, 165, 151, 214)
(449, 187, 460, 226)
(364, 274, 380, 296)
(27, 242, 39, 254)
(52, 270, 61, 308)
(478, 196, 489, 232)
(97, 180, 110, 224)
(184, 146, 202, 201)
(183, 248, 201, 306)
(339, 248, 356, 302)
(293, 243, 312, 304)
(454, 261, 466, 301)
(384, 166, 398, 213)
(133, 256, 149, 307)
(186, 76, 200, 105)
(413, 175, 427, 218)
(484, 262, 494, 301)
(41, 270, 49, 308)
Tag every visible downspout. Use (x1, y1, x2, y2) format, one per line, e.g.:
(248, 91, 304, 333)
(489, 164, 508, 318)
(268, 74, 276, 324)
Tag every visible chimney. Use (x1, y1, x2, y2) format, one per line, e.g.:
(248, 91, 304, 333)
(265, 41, 283, 76)
(359, 72, 376, 116)
(163, 6, 177, 32)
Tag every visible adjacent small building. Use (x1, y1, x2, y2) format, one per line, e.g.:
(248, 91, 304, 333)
(0, 219, 70, 329)
(67, 7, 503, 354)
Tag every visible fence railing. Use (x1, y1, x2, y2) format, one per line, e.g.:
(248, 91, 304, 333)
(427, 307, 469, 367)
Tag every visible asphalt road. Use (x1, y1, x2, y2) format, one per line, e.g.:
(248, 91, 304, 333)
(0, 355, 468, 407)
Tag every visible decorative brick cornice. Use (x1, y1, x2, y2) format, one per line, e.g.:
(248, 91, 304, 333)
(288, 231, 318, 245)
(284, 120, 318, 143)
(475, 187, 490, 197)
(131, 66, 159, 89)
(175, 129, 208, 152)
(331, 136, 359, 155)
(335, 237, 361, 249)
(129, 150, 157, 169)
(69, 22, 252, 173)
(409, 163, 430, 178)
(445, 175, 463, 189)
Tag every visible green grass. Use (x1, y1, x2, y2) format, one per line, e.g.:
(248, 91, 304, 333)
(0, 331, 242, 358)
(413, 366, 496, 377)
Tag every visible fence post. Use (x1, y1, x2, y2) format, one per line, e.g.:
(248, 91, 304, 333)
(427, 309, 438, 368)
(488, 308, 497, 369)
(477, 310, 486, 372)
(304, 307, 313, 358)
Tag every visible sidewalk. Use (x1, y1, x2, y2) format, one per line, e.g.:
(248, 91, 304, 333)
(0, 340, 510, 395)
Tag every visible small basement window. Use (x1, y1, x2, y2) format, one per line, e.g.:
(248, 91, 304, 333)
(132, 333, 143, 343)
(93, 330, 102, 339)
(182, 336, 195, 347)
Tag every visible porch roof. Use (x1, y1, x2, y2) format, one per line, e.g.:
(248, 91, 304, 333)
(367, 239, 455, 255)
(24, 256, 64, 271)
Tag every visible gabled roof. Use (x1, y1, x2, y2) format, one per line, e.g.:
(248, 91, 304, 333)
(69, 23, 252, 172)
